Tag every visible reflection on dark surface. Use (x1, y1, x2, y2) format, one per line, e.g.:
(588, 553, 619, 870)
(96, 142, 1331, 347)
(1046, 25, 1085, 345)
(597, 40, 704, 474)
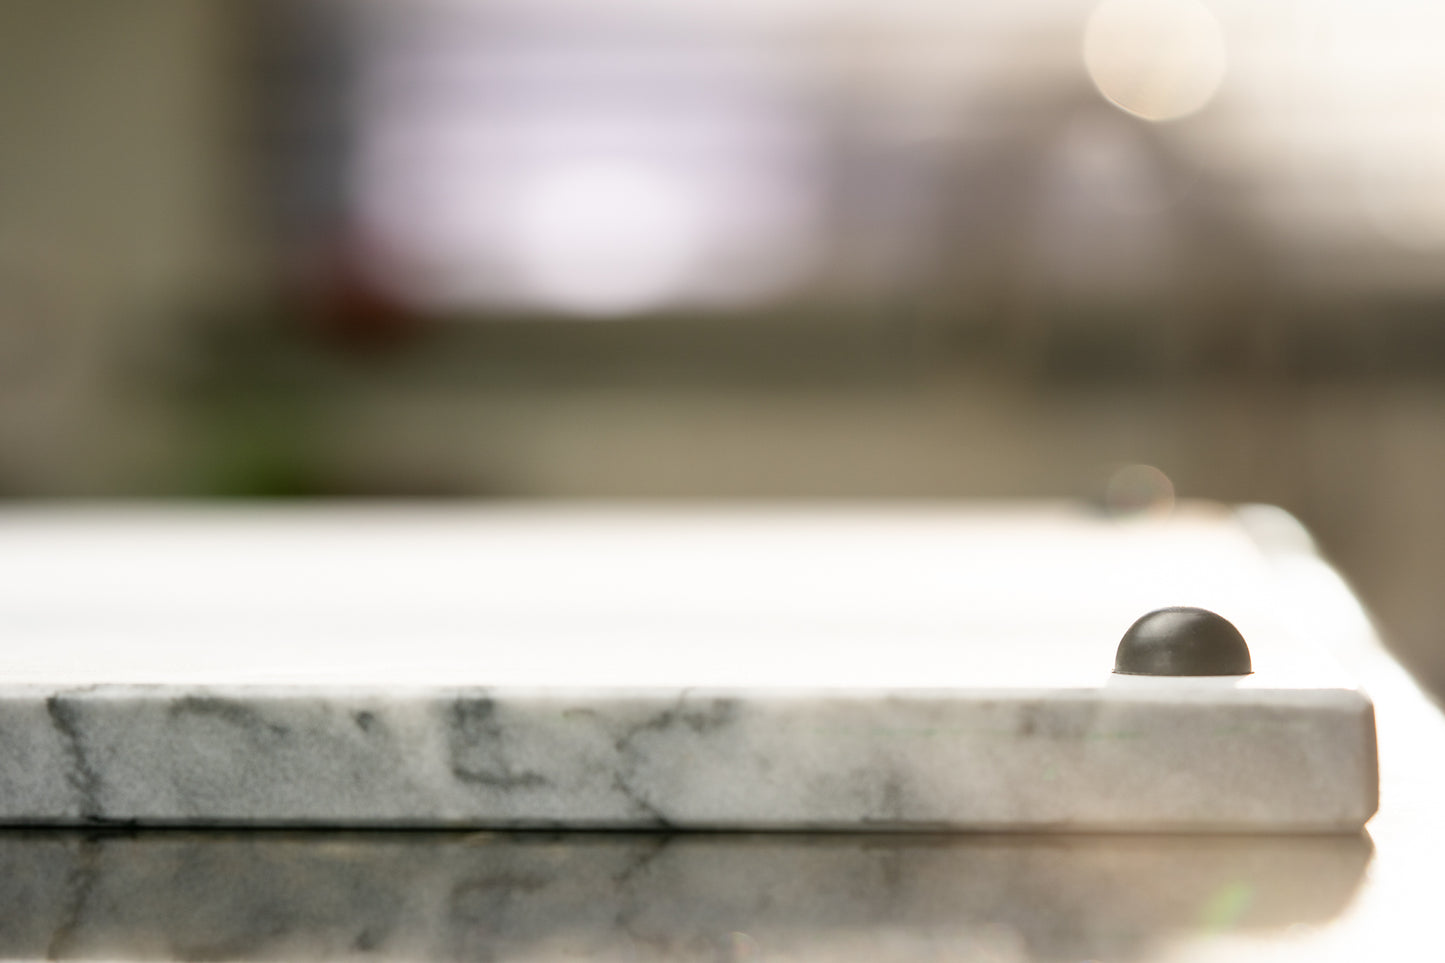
(0, 830, 1370, 961)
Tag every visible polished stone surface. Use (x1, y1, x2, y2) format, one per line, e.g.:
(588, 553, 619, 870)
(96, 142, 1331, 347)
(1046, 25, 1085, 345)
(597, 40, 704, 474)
(0, 504, 1377, 829)
(0, 830, 1373, 962)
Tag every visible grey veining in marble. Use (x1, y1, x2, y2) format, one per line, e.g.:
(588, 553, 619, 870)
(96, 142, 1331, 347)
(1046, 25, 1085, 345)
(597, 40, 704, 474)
(0, 830, 1371, 962)
(4, 683, 1376, 830)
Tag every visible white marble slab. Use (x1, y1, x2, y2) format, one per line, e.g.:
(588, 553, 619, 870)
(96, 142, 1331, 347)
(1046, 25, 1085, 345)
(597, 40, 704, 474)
(0, 503, 1377, 830)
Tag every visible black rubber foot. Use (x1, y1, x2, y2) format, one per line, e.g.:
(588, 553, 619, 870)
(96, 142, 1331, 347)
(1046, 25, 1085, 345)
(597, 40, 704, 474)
(1114, 607, 1252, 676)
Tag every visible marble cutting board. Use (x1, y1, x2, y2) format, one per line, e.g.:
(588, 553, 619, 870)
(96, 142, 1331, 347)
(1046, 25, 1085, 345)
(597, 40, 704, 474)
(0, 503, 1377, 830)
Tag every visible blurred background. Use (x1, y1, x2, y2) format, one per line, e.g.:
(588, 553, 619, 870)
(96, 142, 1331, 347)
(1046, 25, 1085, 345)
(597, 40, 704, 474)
(2, 0, 1444, 690)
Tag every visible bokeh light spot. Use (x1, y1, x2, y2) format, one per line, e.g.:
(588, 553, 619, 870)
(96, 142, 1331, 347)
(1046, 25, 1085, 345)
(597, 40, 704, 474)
(510, 161, 706, 317)
(1083, 0, 1228, 122)
(1103, 464, 1176, 517)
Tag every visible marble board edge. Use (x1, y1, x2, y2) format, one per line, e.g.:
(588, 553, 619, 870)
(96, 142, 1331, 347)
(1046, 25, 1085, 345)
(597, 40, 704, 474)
(0, 683, 1378, 832)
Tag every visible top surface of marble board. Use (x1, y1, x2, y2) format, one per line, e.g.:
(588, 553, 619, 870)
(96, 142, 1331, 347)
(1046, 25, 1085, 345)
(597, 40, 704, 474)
(0, 501, 1358, 692)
